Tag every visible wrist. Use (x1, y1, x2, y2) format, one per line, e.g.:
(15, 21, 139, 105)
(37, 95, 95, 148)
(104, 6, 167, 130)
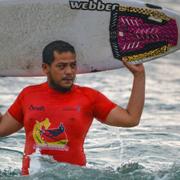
(0, 112, 2, 119)
(133, 71, 145, 78)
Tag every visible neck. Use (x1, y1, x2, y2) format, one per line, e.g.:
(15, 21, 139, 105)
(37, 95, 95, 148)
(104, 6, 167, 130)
(48, 81, 73, 93)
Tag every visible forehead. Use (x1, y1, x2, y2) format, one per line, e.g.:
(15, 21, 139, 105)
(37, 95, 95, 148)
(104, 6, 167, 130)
(53, 51, 76, 63)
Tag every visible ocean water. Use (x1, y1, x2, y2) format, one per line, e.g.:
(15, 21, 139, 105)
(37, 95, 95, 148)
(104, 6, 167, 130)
(1, 0, 180, 179)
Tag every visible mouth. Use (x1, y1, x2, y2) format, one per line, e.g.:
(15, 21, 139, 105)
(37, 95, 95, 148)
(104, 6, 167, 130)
(62, 78, 74, 83)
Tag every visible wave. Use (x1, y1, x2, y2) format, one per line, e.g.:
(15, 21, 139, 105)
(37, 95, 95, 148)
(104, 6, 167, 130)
(1, 162, 180, 180)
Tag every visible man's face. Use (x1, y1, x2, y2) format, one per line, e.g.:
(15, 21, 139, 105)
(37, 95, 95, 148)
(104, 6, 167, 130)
(43, 51, 77, 92)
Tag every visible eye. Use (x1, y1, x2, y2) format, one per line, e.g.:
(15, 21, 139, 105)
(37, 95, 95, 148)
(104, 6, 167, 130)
(70, 63, 77, 69)
(56, 64, 66, 70)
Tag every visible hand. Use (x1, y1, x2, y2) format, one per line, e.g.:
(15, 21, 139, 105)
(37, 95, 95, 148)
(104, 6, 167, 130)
(122, 57, 145, 77)
(0, 112, 2, 121)
(0, 112, 2, 118)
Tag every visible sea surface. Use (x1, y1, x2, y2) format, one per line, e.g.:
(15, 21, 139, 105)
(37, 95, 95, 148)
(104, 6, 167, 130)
(0, 0, 180, 179)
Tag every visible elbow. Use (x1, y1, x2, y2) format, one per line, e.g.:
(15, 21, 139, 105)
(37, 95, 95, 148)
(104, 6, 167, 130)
(0, 128, 7, 137)
(0, 133, 8, 138)
(0, 124, 3, 137)
(131, 121, 140, 127)
(128, 118, 140, 127)
(0, 130, 5, 137)
(0, 131, 4, 137)
(116, 118, 140, 128)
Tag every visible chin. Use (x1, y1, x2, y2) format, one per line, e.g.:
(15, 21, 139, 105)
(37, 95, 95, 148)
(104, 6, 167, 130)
(61, 83, 73, 88)
(62, 86, 71, 90)
(61, 85, 73, 92)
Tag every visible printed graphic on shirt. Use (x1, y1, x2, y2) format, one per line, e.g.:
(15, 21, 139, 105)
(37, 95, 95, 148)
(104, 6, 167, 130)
(32, 118, 69, 151)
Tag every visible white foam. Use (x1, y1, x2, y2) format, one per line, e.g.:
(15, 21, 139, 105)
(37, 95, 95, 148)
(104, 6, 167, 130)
(29, 148, 57, 175)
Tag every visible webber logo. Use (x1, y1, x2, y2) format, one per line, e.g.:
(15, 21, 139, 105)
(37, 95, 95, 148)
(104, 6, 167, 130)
(69, 0, 119, 11)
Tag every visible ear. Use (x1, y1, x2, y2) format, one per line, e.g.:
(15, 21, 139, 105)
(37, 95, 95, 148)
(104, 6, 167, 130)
(42, 63, 50, 75)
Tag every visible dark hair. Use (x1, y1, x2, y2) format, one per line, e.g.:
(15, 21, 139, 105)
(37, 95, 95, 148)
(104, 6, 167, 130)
(42, 40, 76, 65)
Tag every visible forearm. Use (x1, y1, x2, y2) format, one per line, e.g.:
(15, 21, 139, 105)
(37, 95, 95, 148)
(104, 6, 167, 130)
(0, 112, 3, 136)
(0, 112, 23, 137)
(126, 72, 145, 125)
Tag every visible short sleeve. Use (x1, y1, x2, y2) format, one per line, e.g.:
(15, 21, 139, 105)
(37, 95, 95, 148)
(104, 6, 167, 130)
(93, 91, 117, 123)
(8, 90, 24, 124)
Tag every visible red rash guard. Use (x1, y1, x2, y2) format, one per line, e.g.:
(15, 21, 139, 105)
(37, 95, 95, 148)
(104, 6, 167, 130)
(8, 82, 117, 175)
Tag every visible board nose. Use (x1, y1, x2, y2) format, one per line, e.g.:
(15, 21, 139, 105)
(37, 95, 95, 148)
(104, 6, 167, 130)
(177, 17, 180, 49)
(110, 5, 178, 63)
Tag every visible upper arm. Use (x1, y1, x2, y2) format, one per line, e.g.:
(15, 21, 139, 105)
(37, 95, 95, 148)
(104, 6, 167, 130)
(92, 90, 117, 123)
(0, 112, 23, 137)
(105, 106, 139, 127)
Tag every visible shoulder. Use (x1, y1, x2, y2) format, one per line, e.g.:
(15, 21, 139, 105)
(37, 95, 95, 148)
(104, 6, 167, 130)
(74, 84, 99, 96)
(74, 85, 115, 105)
(19, 82, 46, 97)
(74, 84, 101, 103)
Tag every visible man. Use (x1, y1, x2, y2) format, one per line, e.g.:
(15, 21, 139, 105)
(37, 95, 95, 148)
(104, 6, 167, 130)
(0, 40, 145, 175)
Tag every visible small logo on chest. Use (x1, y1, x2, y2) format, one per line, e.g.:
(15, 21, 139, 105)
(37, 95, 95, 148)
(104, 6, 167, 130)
(62, 106, 81, 112)
(29, 105, 45, 111)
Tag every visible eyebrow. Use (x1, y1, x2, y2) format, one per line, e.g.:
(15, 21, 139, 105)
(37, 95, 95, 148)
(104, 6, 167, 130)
(56, 61, 77, 65)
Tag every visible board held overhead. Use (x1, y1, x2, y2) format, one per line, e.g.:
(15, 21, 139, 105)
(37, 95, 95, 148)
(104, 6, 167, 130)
(0, 0, 180, 77)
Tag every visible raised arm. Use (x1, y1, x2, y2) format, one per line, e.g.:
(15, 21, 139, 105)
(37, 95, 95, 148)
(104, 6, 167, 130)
(0, 112, 23, 137)
(105, 58, 145, 127)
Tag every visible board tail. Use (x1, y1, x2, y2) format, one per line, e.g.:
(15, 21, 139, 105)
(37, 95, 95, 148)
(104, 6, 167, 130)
(110, 5, 178, 63)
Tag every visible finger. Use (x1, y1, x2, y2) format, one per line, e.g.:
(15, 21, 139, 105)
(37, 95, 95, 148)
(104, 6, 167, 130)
(121, 57, 128, 63)
(121, 57, 129, 66)
(0, 112, 2, 120)
(121, 57, 133, 69)
(121, 57, 144, 70)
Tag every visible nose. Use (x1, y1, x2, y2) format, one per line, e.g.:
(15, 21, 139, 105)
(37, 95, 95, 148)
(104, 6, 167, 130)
(64, 65, 73, 74)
